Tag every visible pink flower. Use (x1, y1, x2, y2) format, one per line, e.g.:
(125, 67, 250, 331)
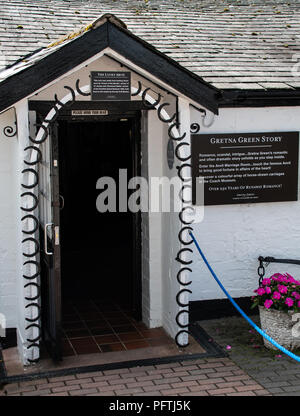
(262, 278, 271, 286)
(257, 288, 265, 296)
(278, 284, 288, 294)
(226, 345, 232, 350)
(292, 292, 300, 300)
(285, 298, 294, 307)
(265, 286, 272, 294)
(271, 273, 284, 282)
(272, 291, 281, 300)
(285, 273, 300, 285)
(285, 273, 294, 279)
(264, 299, 273, 309)
(275, 355, 282, 358)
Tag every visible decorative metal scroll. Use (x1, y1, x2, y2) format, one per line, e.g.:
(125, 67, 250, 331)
(3, 122, 17, 137)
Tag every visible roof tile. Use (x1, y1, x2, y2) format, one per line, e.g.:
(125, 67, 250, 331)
(0, 0, 300, 90)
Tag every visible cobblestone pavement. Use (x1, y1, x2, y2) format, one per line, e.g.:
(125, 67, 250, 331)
(200, 315, 300, 396)
(0, 357, 270, 396)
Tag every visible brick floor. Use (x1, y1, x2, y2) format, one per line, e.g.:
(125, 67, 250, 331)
(200, 316, 300, 397)
(0, 357, 270, 396)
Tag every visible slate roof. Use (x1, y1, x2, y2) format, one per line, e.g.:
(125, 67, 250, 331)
(0, 18, 220, 113)
(0, 0, 300, 91)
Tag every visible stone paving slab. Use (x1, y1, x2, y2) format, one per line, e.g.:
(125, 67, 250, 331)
(199, 315, 300, 397)
(0, 357, 269, 396)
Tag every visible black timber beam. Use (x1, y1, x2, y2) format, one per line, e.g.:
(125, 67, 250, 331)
(0, 23, 109, 113)
(219, 88, 300, 108)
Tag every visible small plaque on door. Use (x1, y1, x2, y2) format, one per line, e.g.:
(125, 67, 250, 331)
(71, 110, 108, 116)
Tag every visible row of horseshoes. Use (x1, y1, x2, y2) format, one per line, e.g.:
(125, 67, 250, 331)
(20, 79, 194, 362)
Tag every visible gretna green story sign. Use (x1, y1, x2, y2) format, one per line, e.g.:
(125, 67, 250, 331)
(191, 132, 299, 206)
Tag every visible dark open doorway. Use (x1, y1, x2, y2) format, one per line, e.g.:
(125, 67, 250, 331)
(58, 117, 142, 319)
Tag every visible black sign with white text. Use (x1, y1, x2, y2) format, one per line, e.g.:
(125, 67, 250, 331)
(191, 131, 299, 205)
(91, 71, 131, 101)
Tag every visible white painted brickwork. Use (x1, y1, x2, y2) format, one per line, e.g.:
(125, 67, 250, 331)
(0, 108, 18, 328)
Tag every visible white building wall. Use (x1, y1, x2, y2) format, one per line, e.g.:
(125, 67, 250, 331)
(190, 105, 300, 303)
(144, 110, 163, 328)
(0, 108, 19, 328)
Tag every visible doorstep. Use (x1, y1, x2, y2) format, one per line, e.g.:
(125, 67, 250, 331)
(0, 327, 225, 384)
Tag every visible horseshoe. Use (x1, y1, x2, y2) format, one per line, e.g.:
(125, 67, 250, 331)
(76, 79, 90, 96)
(25, 323, 41, 343)
(21, 215, 39, 234)
(54, 93, 64, 108)
(168, 123, 186, 141)
(179, 184, 193, 204)
(23, 260, 41, 279)
(157, 103, 176, 123)
(175, 248, 193, 265)
(63, 85, 76, 107)
(30, 123, 49, 144)
(175, 330, 190, 348)
(24, 146, 42, 166)
(21, 168, 39, 189)
(142, 88, 161, 108)
(175, 142, 191, 162)
(24, 282, 41, 301)
(178, 226, 193, 245)
(131, 81, 142, 96)
(179, 206, 195, 225)
(176, 267, 192, 286)
(177, 164, 192, 182)
(22, 237, 40, 258)
(25, 303, 41, 322)
(176, 310, 189, 328)
(21, 192, 38, 212)
(176, 288, 192, 307)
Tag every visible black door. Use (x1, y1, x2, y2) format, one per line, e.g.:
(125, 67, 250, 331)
(40, 122, 62, 360)
(58, 117, 142, 320)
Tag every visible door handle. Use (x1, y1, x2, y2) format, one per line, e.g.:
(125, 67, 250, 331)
(44, 223, 53, 255)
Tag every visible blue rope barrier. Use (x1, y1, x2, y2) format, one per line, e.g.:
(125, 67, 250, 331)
(189, 230, 300, 363)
